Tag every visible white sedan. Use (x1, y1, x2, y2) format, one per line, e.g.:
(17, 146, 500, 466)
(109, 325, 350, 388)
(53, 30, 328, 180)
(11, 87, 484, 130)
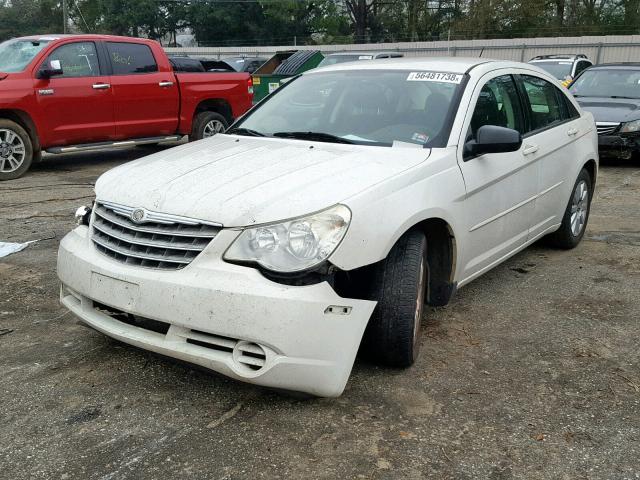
(58, 58, 598, 397)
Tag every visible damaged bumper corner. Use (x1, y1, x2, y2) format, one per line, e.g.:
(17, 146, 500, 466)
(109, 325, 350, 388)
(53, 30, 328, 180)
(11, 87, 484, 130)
(57, 227, 376, 397)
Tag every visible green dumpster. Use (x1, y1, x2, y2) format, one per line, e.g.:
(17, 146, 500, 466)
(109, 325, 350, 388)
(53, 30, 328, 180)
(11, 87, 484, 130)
(252, 50, 324, 102)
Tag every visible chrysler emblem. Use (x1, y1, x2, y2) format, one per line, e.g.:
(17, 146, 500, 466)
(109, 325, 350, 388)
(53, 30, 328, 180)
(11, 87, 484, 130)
(130, 208, 146, 223)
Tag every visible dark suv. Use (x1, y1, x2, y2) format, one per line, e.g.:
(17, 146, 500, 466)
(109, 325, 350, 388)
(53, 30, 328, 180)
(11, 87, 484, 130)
(569, 63, 640, 160)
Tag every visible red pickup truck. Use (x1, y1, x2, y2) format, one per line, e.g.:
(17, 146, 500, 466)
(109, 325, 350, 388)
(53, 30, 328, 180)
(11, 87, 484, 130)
(0, 34, 254, 180)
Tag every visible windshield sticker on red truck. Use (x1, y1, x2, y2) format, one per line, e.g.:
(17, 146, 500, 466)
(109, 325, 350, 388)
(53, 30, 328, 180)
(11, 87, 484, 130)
(407, 71, 463, 83)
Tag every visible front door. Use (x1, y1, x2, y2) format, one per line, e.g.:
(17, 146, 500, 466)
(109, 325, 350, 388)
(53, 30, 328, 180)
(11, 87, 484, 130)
(104, 41, 179, 139)
(457, 72, 537, 285)
(34, 41, 115, 146)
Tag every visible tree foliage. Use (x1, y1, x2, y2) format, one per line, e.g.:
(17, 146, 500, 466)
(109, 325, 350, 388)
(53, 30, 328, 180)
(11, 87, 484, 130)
(1, 0, 639, 44)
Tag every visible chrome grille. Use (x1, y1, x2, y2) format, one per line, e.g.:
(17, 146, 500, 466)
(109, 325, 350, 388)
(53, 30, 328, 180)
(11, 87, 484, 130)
(91, 201, 220, 270)
(596, 122, 620, 136)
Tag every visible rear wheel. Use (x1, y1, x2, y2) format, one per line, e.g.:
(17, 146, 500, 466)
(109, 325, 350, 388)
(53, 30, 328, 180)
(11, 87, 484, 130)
(0, 119, 33, 181)
(547, 168, 592, 249)
(191, 112, 228, 141)
(361, 230, 428, 367)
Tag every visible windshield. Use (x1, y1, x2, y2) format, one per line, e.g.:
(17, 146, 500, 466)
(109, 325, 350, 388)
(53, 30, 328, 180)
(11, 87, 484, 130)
(318, 54, 373, 67)
(0, 38, 50, 73)
(532, 61, 573, 80)
(233, 70, 463, 147)
(570, 69, 640, 99)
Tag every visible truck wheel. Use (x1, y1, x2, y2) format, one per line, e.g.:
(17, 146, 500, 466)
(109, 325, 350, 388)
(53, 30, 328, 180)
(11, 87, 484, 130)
(546, 168, 592, 249)
(361, 229, 428, 367)
(0, 119, 33, 181)
(192, 112, 228, 141)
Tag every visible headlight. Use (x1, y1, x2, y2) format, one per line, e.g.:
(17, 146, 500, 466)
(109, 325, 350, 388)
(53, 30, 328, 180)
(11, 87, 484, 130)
(224, 205, 351, 273)
(620, 119, 640, 133)
(74, 205, 92, 226)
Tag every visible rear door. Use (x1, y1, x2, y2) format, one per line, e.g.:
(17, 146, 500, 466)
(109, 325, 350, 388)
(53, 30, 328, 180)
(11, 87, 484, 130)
(516, 73, 582, 239)
(457, 72, 536, 283)
(34, 41, 114, 146)
(104, 41, 179, 139)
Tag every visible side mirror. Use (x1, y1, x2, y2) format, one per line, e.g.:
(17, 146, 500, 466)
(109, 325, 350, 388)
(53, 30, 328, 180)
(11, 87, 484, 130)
(38, 59, 64, 79)
(464, 125, 522, 158)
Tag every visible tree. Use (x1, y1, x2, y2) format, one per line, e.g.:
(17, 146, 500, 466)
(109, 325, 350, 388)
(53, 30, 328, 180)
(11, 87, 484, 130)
(0, 0, 63, 42)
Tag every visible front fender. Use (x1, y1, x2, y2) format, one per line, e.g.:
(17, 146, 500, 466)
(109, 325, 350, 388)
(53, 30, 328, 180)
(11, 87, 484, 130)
(330, 149, 466, 275)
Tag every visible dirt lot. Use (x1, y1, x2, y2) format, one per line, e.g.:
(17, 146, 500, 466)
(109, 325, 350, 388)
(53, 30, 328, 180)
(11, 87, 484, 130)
(0, 149, 639, 480)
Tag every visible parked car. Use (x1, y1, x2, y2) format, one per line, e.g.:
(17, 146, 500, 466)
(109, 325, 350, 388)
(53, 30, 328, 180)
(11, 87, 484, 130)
(317, 51, 404, 67)
(0, 34, 254, 180)
(58, 58, 598, 397)
(569, 63, 640, 160)
(168, 55, 236, 73)
(222, 56, 268, 73)
(529, 54, 592, 86)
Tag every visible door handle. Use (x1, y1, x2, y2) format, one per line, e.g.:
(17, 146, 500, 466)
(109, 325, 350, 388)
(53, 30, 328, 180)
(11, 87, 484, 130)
(523, 144, 539, 155)
(92, 83, 111, 90)
(567, 128, 579, 136)
(159, 81, 174, 87)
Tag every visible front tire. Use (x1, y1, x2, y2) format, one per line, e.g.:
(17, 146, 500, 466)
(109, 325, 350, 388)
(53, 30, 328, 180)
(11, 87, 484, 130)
(0, 119, 33, 181)
(547, 168, 592, 249)
(361, 230, 428, 367)
(191, 112, 228, 141)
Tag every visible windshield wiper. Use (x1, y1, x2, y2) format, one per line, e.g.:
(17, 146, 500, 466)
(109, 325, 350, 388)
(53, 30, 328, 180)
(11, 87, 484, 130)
(226, 127, 266, 137)
(610, 95, 640, 99)
(273, 131, 355, 144)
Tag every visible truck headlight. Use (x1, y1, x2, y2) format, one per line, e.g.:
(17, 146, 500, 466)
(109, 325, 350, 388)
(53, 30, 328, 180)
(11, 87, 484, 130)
(620, 119, 640, 133)
(74, 205, 92, 226)
(224, 205, 351, 273)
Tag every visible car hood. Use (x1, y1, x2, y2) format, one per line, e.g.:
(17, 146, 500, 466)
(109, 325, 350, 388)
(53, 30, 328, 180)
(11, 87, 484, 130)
(0, 72, 8, 81)
(95, 135, 431, 227)
(575, 96, 640, 123)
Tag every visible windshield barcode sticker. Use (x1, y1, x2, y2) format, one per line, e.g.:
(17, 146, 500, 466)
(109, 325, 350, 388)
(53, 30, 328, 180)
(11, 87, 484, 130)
(407, 71, 463, 83)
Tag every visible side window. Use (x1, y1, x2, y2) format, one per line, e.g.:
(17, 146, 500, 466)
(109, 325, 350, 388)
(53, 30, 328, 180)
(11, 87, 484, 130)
(561, 94, 580, 120)
(106, 42, 158, 75)
(44, 42, 99, 78)
(469, 74, 524, 139)
(520, 75, 565, 132)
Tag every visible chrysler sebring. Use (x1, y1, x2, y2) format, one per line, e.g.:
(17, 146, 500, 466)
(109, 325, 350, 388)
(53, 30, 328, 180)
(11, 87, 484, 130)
(57, 58, 598, 397)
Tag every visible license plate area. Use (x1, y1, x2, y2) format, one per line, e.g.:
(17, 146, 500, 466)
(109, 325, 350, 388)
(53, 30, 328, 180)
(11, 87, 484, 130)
(90, 272, 140, 311)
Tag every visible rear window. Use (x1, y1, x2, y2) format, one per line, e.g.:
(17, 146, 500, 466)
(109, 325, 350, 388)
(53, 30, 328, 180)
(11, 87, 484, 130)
(531, 61, 573, 80)
(106, 42, 158, 75)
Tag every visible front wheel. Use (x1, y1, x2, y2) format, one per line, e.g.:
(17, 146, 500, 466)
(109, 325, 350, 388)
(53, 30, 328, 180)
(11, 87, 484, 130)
(361, 230, 428, 367)
(547, 168, 592, 249)
(191, 112, 228, 141)
(0, 119, 34, 181)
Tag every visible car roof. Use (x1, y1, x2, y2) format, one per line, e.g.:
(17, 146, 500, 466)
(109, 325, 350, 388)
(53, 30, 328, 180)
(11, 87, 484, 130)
(530, 54, 587, 61)
(312, 56, 513, 74)
(325, 51, 401, 56)
(224, 56, 266, 60)
(588, 62, 640, 69)
(15, 34, 157, 44)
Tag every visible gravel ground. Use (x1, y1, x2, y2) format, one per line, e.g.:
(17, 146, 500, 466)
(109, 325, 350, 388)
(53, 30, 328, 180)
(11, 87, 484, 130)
(0, 149, 639, 480)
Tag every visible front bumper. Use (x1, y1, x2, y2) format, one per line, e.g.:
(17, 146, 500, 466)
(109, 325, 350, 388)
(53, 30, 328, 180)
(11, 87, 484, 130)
(57, 227, 376, 397)
(598, 134, 640, 159)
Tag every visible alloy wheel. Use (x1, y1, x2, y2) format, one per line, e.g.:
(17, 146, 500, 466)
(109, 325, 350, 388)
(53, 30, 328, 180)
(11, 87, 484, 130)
(0, 128, 26, 173)
(570, 179, 589, 237)
(202, 120, 226, 138)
